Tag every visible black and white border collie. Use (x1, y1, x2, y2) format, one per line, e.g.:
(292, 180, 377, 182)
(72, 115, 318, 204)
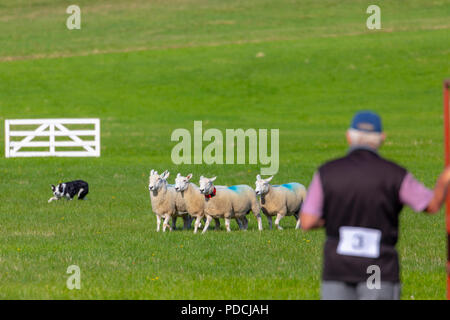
(48, 180, 89, 203)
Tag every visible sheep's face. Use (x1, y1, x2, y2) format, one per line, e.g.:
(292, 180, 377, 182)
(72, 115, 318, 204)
(149, 170, 169, 192)
(199, 175, 216, 195)
(255, 174, 273, 196)
(175, 173, 192, 192)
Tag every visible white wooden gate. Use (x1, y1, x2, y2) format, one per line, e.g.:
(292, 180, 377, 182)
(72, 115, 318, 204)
(4, 119, 100, 158)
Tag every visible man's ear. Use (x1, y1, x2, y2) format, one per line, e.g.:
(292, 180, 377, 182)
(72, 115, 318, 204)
(346, 130, 352, 145)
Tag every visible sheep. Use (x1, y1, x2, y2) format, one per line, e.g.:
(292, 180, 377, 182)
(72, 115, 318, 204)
(174, 173, 221, 233)
(172, 191, 194, 231)
(171, 178, 198, 231)
(254, 174, 306, 230)
(148, 169, 189, 232)
(198, 176, 263, 233)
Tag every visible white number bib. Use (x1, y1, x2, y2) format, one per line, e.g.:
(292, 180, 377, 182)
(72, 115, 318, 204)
(336, 226, 382, 258)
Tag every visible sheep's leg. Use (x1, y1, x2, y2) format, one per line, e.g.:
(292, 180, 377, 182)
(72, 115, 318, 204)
(214, 218, 221, 230)
(163, 215, 172, 232)
(295, 216, 301, 229)
(194, 216, 202, 234)
(266, 215, 273, 229)
(162, 216, 168, 232)
(225, 218, 232, 232)
(255, 213, 263, 231)
(201, 217, 207, 229)
(294, 211, 301, 229)
(188, 215, 195, 230)
(236, 217, 244, 230)
(252, 202, 262, 231)
(156, 215, 162, 232)
(171, 216, 177, 230)
(202, 215, 213, 234)
(183, 215, 191, 230)
(236, 216, 248, 231)
(274, 213, 284, 230)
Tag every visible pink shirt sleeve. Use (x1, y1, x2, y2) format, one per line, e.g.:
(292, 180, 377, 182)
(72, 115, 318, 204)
(399, 172, 434, 212)
(302, 172, 324, 218)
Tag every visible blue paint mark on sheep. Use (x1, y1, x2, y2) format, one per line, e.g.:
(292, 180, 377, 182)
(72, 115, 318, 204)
(228, 185, 242, 193)
(274, 183, 298, 193)
(281, 183, 295, 190)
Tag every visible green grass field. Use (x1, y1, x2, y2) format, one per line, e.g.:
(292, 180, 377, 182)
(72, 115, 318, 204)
(0, 0, 449, 299)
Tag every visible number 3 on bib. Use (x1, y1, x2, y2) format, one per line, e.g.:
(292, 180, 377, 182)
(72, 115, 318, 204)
(337, 226, 382, 258)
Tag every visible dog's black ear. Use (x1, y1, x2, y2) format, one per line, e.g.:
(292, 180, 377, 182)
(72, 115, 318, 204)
(51, 184, 55, 191)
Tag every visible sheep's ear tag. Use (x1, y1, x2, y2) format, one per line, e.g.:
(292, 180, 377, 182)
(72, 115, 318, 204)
(204, 187, 217, 199)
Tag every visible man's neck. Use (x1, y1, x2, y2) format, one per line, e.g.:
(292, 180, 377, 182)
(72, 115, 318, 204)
(348, 144, 379, 154)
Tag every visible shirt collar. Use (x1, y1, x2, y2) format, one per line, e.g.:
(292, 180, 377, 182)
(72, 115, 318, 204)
(347, 144, 379, 155)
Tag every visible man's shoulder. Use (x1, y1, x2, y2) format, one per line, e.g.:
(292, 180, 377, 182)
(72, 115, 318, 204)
(377, 155, 407, 173)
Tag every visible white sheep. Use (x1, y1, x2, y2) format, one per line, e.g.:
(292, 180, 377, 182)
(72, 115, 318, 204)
(255, 174, 306, 230)
(148, 169, 187, 232)
(198, 176, 263, 233)
(172, 192, 194, 231)
(174, 173, 222, 233)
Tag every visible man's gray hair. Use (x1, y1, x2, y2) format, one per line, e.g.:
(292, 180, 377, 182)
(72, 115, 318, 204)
(347, 128, 384, 149)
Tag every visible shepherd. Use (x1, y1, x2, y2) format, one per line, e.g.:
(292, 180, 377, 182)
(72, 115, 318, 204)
(300, 110, 450, 300)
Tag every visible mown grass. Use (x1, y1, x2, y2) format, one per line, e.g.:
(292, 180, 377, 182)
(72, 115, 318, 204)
(0, 0, 449, 299)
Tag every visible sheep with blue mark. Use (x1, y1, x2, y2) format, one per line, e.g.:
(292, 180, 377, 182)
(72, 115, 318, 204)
(198, 176, 263, 233)
(254, 174, 306, 230)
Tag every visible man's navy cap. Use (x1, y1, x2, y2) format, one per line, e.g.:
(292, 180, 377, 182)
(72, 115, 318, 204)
(350, 111, 382, 133)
